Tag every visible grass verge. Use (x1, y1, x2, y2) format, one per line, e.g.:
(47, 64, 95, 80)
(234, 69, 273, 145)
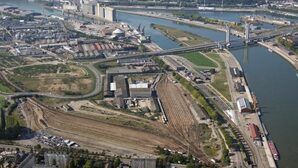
(180, 52, 217, 68)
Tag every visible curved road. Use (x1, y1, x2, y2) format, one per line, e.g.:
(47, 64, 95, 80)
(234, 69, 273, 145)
(0, 28, 289, 100)
(1, 63, 103, 100)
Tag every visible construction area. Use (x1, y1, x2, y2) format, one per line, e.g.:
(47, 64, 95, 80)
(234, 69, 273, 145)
(19, 98, 185, 156)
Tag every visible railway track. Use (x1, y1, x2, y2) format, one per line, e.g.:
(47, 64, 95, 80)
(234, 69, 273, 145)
(156, 76, 211, 163)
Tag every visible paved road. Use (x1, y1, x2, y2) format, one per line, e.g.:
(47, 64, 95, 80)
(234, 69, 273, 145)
(1, 27, 291, 100)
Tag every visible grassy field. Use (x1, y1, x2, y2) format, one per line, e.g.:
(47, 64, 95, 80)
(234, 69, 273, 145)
(180, 52, 218, 68)
(206, 53, 231, 101)
(0, 82, 13, 93)
(0, 55, 27, 69)
(13, 64, 71, 77)
(151, 23, 211, 46)
(5, 113, 25, 128)
(0, 96, 7, 109)
(203, 139, 221, 158)
(10, 64, 94, 95)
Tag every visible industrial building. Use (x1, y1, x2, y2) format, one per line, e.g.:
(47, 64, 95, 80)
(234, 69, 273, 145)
(63, 1, 78, 11)
(112, 28, 125, 38)
(44, 153, 69, 168)
(230, 67, 242, 77)
(131, 158, 156, 168)
(117, 57, 152, 66)
(248, 123, 261, 141)
(104, 74, 113, 97)
(114, 75, 129, 98)
(138, 35, 151, 43)
(129, 86, 152, 98)
(81, 3, 116, 22)
(234, 82, 246, 92)
(236, 97, 252, 113)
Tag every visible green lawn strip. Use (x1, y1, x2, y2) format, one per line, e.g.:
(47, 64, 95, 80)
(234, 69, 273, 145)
(206, 53, 232, 101)
(180, 52, 218, 68)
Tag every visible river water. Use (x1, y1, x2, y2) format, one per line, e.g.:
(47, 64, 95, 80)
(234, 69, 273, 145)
(118, 12, 298, 167)
(2, 1, 298, 167)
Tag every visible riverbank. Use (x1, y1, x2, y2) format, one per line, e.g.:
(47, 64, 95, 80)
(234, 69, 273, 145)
(151, 23, 211, 46)
(114, 6, 298, 19)
(114, 6, 265, 12)
(259, 42, 298, 70)
(222, 49, 276, 168)
(149, 20, 273, 166)
(118, 10, 245, 38)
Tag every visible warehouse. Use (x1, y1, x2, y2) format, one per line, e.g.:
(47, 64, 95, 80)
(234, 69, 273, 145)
(104, 74, 113, 97)
(130, 88, 152, 98)
(234, 82, 246, 92)
(131, 158, 156, 168)
(236, 97, 252, 113)
(117, 57, 152, 66)
(112, 29, 125, 38)
(114, 75, 129, 98)
(230, 67, 242, 77)
(248, 123, 261, 141)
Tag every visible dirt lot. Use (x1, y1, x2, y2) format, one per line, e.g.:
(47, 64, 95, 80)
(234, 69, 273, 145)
(21, 98, 187, 156)
(9, 64, 93, 95)
(156, 76, 211, 161)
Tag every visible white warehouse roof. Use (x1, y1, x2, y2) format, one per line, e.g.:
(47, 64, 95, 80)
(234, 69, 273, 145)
(129, 83, 148, 89)
(113, 28, 124, 34)
(236, 97, 252, 112)
(110, 82, 116, 91)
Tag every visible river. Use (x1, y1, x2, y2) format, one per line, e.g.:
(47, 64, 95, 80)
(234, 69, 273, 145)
(118, 12, 298, 167)
(2, 1, 298, 167)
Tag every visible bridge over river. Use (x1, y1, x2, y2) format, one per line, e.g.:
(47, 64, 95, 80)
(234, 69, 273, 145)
(2, 27, 294, 100)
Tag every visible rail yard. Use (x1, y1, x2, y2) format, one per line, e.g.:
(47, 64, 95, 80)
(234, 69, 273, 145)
(0, 0, 297, 168)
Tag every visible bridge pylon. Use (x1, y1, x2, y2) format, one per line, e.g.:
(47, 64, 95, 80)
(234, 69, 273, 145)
(225, 25, 231, 47)
(245, 22, 250, 44)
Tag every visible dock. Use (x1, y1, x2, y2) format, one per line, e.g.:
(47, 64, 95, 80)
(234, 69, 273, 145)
(223, 49, 277, 168)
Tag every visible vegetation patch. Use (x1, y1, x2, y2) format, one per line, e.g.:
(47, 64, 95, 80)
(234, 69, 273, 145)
(180, 52, 217, 68)
(207, 53, 231, 101)
(173, 12, 244, 32)
(10, 64, 94, 95)
(173, 72, 218, 120)
(0, 82, 13, 93)
(151, 23, 211, 46)
(0, 97, 8, 109)
(13, 64, 71, 76)
(203, 141, 221, 158)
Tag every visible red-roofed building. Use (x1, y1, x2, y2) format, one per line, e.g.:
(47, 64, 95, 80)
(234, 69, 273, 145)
(249, 123, 261, 141)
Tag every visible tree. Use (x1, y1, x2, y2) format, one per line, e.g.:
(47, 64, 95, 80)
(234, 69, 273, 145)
(34, 144, 41, 151)
(67, 159, 75, 168)
(113, 158, 121, 168)
(83, 160, 92, 168)
(93, 160, 104, 168)
(186, 162, 195, 168)
(52, 159, 57, 166)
